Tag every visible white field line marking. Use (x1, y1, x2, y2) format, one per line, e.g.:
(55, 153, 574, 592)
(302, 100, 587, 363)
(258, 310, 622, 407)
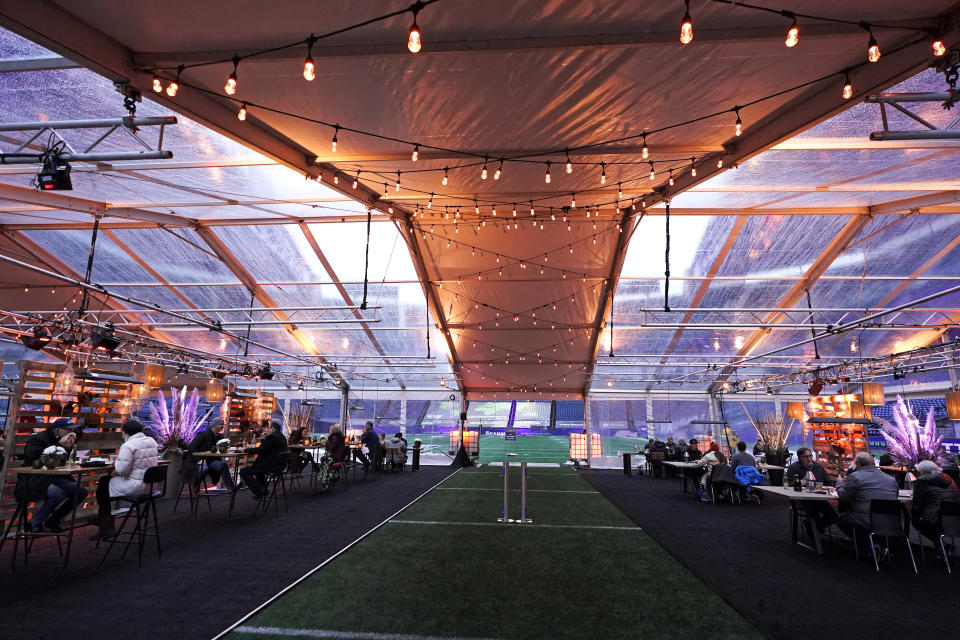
(389, 519, 641, 531)
(212, 469, 461, 640)
(436, 487, 597, 494)
(233, 627, 502, 640)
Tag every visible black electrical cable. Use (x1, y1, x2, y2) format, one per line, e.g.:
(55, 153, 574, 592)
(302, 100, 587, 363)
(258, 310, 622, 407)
(663, 202, 671, 313)
(361, 208, 371, 310)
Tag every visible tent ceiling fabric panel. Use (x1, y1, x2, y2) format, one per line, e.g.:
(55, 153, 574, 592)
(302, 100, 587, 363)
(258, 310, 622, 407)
(1, 2, 960, 394)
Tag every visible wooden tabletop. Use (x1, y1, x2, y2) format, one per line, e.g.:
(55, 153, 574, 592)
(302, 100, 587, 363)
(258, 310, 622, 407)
(191, 450, 254, 458)
(758, 463, 785, 470)
(14, 463, 113, 475)
(878, 465, 909, 472)
(753, 485, 913, 502)
(662, 461, 703, 468)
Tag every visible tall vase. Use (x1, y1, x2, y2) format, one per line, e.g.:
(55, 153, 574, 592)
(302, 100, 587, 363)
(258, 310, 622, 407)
(161, 449, 184, 492)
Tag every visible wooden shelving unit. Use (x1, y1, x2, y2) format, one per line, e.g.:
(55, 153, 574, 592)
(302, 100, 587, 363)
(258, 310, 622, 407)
(806, 393, 870, 480)
(1, 360, 137, 531)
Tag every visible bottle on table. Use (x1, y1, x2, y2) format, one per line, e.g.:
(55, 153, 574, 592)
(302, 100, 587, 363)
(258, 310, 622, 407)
(793, 474, 803, 492)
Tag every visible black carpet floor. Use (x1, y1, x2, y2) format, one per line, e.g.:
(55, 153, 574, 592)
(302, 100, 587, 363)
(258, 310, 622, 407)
(0, 466, 452, 640)
(581, 469, 955, 640)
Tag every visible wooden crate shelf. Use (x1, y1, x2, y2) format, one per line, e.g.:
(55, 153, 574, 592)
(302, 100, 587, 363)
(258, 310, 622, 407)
(1, 360, 138, 531)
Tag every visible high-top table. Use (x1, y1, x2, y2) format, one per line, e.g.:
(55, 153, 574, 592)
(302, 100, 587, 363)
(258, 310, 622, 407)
(189, 450, 255, 519)
(662, 461, 704, 494)
(2, 463, 113, 572)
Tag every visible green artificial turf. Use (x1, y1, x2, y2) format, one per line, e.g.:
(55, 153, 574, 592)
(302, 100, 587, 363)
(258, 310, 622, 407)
(229, 465, 762, 640)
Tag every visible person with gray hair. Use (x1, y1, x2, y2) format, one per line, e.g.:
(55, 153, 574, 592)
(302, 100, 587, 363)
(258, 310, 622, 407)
(911, 459, 960, 544)
(836, 451, 899, 543)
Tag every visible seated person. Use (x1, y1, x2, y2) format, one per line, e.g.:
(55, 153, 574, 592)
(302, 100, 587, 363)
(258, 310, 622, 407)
(836, 452, 899, 542)
(184, 417, 233, 490)
(287, 426, 314, 472)
(93, 419, 159, 539)
(18, 418, 88, 533)
(730, 441, 757, 470)
(695, 442, 724, 501)
(239, 422, 288, 499)
(325, 424, 348, 464)
(786, 448, 831, 485)
(911, 459, 960, 544)
(664, 437, 678, 461)
(386, 432, 408, 469)
(752, 442, 763, 457)
(355, 421, 379, 470)
(676, 438, 689, 460)
(685, 438, 703, 462)
(786, 447, 837, 531)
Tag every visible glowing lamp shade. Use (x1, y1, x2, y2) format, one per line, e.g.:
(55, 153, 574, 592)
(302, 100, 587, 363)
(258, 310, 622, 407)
(849, 401, 867, 420)
(862, 383, 885, 406)
(206, 380, 225, 403)
(569, 433, 603, 460)
(786, 402, 805, 420)
(946, 390, 960, 420)
(449, 430, 479, 456)
(144, 364, 164, 388)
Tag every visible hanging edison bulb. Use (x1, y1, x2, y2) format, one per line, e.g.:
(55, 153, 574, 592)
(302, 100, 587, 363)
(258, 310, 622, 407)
(571, 193, 576, 208)
(331, 126, 339, 152)
(668, 169, 674, 186)
(544, 162, 551, 184)
(408, 13, 422, 53)
(151, 75, 163, 93)
(680, 0, 693, 44)
(734, 108, 743, 136)
(411, 145, 419, 162)
(866, 30, 881, 62)
(353, 170, 360, 189)
(600, 162, 607, 185)
(785, 19, 799, 47)
(565, 151, 573, 174)
(303, 37, 317, 81)
(933, 36, 947, 57)
(481, 158, 488, 180)
(494, 160, 502, 180)
(165, 78, 179, 97)
(649, 161, 655, 180)
(442, 167, 449, 186)
(690, 157, 697, 176)
(842, 73, 854, 100)
(224, 56, 239, 95)
(237, 103, 247, 121)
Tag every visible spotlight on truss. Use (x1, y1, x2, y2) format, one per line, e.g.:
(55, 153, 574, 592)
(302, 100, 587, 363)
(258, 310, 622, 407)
(258, 364, 274, 380)
(90, 323, 121, 352)
(19, 324, 51, 350)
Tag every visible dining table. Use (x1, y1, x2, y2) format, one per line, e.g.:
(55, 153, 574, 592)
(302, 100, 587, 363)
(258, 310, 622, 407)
(189, 450, 256, 519)
(1, 462, 114, 572)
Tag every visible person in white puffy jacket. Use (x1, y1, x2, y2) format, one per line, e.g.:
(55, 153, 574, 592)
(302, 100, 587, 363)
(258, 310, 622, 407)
(92, 419, 159, 540)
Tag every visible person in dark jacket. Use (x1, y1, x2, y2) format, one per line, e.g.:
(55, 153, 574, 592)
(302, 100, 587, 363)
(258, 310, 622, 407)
(785, 448, 832, 485)
(686, 438, 703, 462)
(836, 452, 899, 541)
(730, 441, 757, 470)
(911, 460, 960, 543)
(786, 448, 837, 531)
(239, 422, 288, 498)
(19, 418, 88, 532)
(355, 421, 379, 470)
(325, 425, 348, 463)
(184, 417, 233, 490)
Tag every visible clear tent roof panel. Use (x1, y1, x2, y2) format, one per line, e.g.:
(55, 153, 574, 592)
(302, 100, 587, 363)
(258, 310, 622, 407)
(0, 210, 90, 225)
(621, 216, 733, 278)
(20, 229, 157, 283)
(211, 224, 329, 284)
(107, 227, 242, 284)
(695, 280, 796, 310)
(663, 191, 811, 209)
(305, 222, 419, 283)
(701, 149, 943, 189)
(822, 213, 960, 278)
(759, 191, 933, 208)
(798, 69, 952, 138)
(114, 165, 348, 206)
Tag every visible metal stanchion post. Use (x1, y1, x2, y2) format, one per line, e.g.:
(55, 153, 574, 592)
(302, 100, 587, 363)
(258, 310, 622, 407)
(497, 460, 510, 522)
(520, 460, 532, 523)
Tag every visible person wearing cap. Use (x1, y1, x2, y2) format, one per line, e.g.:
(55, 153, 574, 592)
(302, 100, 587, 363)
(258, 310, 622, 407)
(184, 417, 233, 490)
(686, 438, 703, 462)
(16, 417, 88, 533)
(92, 419, 159, 540)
